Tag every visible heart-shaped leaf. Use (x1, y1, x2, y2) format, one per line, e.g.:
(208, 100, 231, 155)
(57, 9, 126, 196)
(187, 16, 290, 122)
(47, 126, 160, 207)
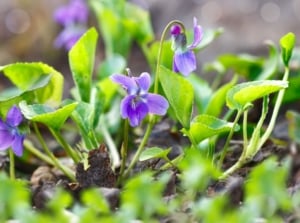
(0, 62, 63, 106)
(139, 147, 171, 162)
(183, 114, 239, 145)
(159, 66, 194, 128)
(19, 101, 78, 130)
(226, 80, 288, 110)
(69, 28, 98, 102)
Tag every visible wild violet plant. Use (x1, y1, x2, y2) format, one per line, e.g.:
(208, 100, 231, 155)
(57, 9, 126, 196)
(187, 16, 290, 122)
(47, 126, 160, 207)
(1, 0, 299, 221)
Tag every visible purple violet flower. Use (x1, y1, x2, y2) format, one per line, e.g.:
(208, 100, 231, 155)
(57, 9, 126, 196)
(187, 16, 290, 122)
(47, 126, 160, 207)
(53, 0, 89, 50)
(171, 17, 203, 76)
(111, 72, 169, 127)
(54, 25, 86, 50)
(54, 0, 89, 26)
(0, 106, 25, 157)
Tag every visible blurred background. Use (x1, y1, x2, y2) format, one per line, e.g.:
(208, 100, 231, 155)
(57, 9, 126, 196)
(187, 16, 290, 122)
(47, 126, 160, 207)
(1, 0, 300, 74)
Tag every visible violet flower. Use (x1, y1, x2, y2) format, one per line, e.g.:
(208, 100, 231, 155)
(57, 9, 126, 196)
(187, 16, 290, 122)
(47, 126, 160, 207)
(111, 71, 169, 127)
(54, 0, 88, 26)
(53, 0, 89, 50)
(171, 17, 203, 76)
(0, 106, 25, 157)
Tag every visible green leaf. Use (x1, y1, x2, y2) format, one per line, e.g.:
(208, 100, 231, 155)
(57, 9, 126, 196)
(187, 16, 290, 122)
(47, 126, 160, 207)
(90, 0, 132, 57)
(159, 66, 194, 128)
(97, 77, 119, 111)
(280, 32, 296, 66)
(81, 188, 111, 214)
(195, 27, 223, 51)
(183, 114, 239, 145)
(90, 86, 104, 128)
(69, 28, 98, 102)
(245, 157, 292, 217)
(226, 80, 288, 110)
(179, 148, 220, 192)
(19, 101, 78, 130)
(186, 74, 212, 114)
(149, 40, 173, 70)
(204, 75, 238, 117)
(286, 110, 300, 144)
(139, 147, 171, 162)
(0, 62, 63, 106)
(97, 54, 126, 80)
(213, 54, 264, 80)
(69, 101, 96, 149)
(123, 2, 154, 44)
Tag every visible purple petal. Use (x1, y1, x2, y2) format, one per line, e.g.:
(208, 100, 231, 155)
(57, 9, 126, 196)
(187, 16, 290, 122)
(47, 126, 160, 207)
(54, 0, 88, 26)
(0, 129, 13, 151)
(128, 101, 148, 127)
(120, 95, 134, 119)
(111, 74, 138, 94)
(54, 26, 86, 50)
(0, 120, 8, 130)
(135, 72, 151, 91)
(172, 56, 179, 73)
(11, 134, 25, 157)
(188, 17, 203, 49)
(174, 51, 197, 76)
(147, 94, 169, 115)
(6, 106, 22, 127)
(120, 95, 149, 127)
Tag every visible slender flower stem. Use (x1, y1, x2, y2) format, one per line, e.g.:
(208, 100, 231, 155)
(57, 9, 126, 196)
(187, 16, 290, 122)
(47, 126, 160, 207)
(243, 109, 249, 151)
(122, 20, 185, 179)
(119, 120, 129, 179)
(123, 120, 155, 178)
(49, 128, 80, 163)
(218, 109, 243, 168)
(258, 66, 289, 149)
(154, 20, 185, 94)
(33, 123, 75, 181)
(24, 140, 55, 166)
(9, 149, 15, 180)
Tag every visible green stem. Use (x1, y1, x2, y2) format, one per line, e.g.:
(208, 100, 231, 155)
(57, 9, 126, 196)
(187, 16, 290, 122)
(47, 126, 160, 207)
(24, 140, 55, 166)
(49, 128, 80, 164)
(33, 123, 75, 181)
(100, 124, 120, 169)
(219, 156, 246, 180)
(243, 109, 249, 151)
(9, 149, 15, 180)
(121, 20, 185, 179)
(218, 109, 243, 168)
(119, 120, 129, 178)
(154, 20, 185, 94)
(123, 120, 155, 178)
(258, 66, 289, 149)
